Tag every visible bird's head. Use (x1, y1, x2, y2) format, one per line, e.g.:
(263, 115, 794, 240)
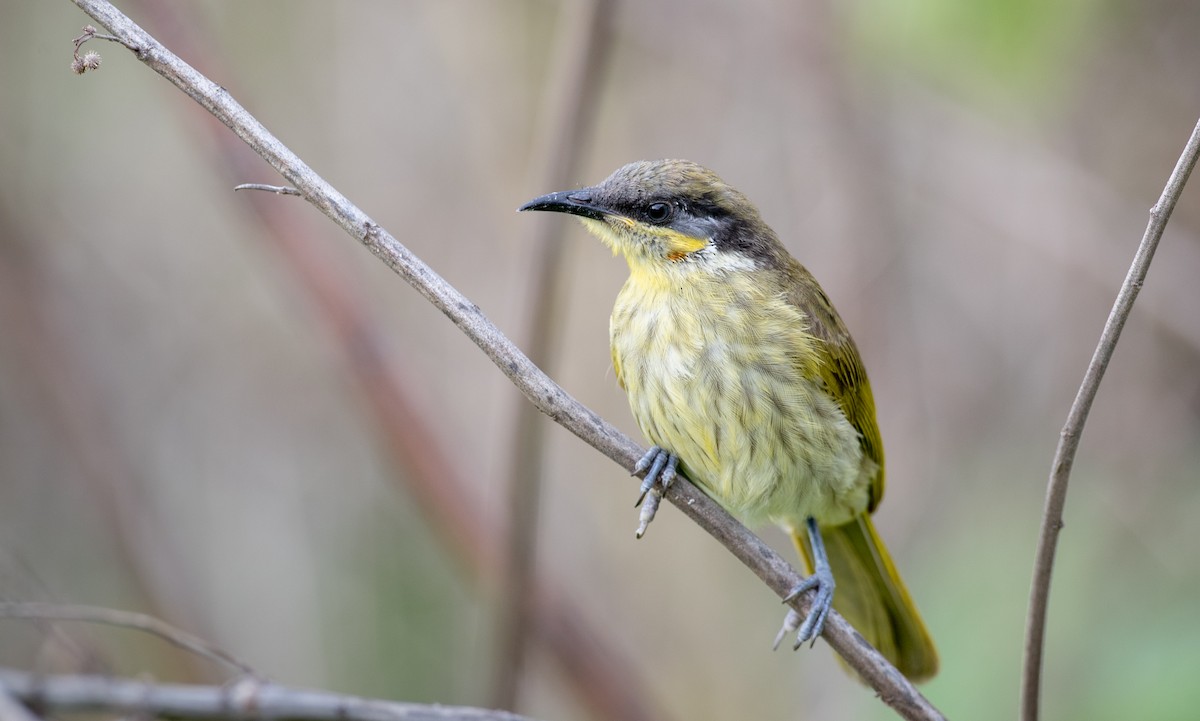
(519, 160, 785, 278)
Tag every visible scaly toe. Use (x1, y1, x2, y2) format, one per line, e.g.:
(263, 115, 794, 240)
(633, 446, 665, 505)
(793, 583, 834, 649)
(788, 569, 835, 649)
(631, 447, 680, 536)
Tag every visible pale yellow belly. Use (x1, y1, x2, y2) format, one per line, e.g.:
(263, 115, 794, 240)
(610, 278, 872, 530)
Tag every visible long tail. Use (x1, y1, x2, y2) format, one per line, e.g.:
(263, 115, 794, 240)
(793, 514, 938, 681)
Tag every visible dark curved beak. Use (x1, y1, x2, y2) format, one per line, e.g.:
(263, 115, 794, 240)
(518, 188, 610, 221)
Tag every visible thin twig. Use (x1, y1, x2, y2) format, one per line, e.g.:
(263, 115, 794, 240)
(70, 23, 136, 73)
(492, 0, 612, 710)
(233, 183, 301, 195)
(0, 603, 257, 678)
(73, 24, 128, 51)
(65, 3, 943, 718)
(1020, 116, 1200, 721)
(0, 668, 537, 721)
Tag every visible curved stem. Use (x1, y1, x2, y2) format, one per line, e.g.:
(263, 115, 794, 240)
(1020, 117, 1200, 721)
(0, 603, 255, 677)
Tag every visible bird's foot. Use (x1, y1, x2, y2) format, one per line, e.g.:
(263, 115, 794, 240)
(774, 517, 836, 649)
(632, 446, 679, 538)
(774, 567, 835, 649)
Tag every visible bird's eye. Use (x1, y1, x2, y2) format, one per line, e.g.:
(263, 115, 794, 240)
(645, 202, 673, 224)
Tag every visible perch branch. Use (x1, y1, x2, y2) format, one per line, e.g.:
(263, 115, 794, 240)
(65, 2, 944, 718)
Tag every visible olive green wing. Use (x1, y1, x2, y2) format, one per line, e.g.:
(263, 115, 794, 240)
(784, 263, 885, 512)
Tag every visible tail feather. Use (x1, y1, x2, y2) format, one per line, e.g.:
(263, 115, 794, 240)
(794, 515, 938, 682)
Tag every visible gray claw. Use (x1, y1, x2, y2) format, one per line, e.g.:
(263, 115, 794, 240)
(632, 446, 680, 535)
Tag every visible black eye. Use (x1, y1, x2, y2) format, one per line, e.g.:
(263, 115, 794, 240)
(645, 202, 673, 224)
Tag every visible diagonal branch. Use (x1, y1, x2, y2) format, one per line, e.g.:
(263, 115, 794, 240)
(65, 2, 944, 718)
(122, 3, 662, 717)
(1020, 116, 1200, 721)
(0, 667, 536, 721)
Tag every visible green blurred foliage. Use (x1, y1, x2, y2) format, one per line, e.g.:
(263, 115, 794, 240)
(853, 0, 1104, 106)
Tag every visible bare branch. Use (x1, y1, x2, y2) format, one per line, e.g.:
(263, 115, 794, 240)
(0, 668, 537, 721)
(65, 2, 944, 717)
(1020, 116, 1200, 721)
(0, 603, 256, 677)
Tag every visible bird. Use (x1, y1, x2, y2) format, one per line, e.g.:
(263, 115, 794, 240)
(518, 159, 938, 682)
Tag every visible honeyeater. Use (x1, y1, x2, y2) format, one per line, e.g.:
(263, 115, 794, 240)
(518, 159, 937, 681)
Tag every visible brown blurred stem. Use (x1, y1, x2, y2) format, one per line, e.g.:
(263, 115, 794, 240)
(0, 215, 203, 682)
(492, 0, 612, 711)
(1020, 116, 1200, 721)
(65, 3, 945, 718)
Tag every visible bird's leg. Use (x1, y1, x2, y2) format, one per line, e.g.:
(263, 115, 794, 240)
(774, 517, 835, 650)
(631, 445, 679, 537)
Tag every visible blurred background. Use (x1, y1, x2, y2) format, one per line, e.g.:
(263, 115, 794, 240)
(3, 1, 1200, 720)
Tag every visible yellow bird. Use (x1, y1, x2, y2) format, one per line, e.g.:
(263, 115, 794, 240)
(519, 159, 937, 681)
